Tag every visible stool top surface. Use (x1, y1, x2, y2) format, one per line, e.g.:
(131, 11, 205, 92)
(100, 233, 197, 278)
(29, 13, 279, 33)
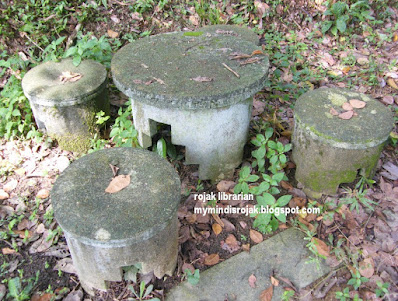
(111, 30, 269, 110)
(295, 88, 394, 145)
(51, 148, 180, 244)
(22, 58, 107, 106)
(197, 25, 259, 45)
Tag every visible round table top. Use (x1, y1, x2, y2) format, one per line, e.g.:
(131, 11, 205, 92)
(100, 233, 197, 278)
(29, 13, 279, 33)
(197, 25, 259, 45)
(22, 58, 107, 106)
(111, 30, 269, 110)
(294, 88, 394, 146)
(51, 148, 180, 245)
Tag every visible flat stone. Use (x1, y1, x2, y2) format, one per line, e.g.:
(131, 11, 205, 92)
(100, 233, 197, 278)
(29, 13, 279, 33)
(197, 25, 259, 45)
(22, 58, 107, 106)
(51, 147, 180, 245)
(111, 31, 269, 110)
(166, 228, 330, 301)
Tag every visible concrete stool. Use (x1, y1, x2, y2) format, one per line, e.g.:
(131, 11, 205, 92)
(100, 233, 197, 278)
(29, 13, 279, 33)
(292, 88, 394, 198)
(51, 148, 181, 294)
(111, 29, 269, 181)
(22, 58, 109, 153)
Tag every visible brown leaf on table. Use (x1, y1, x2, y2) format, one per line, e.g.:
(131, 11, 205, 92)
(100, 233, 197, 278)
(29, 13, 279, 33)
(204, 253, 220, 266)
(311, 238, 330, 257)
(259, 285, 273, 301)
(349, 99, 366, 109)
(2, 247, 16, 255)
(105, 175, 130, 193)
(270, 276, 279, 286)
(329, 107, 339, 116)
(153, 77, 165, 85)
(212, 223, 222, 236)
(250, 229, 263, 244)
(342, 102, 353, 111)
(190, 76, 213, 82)
(248, 274, 257, 288)
(387, 78, 398, 90)
(252, 50, 264, 56)
(59, 71, 82, 84)
(338, 110, 354, 120)
(107, 29, 119, 38)
(230, 53, 252, 60)
(359, 257, 375, 278)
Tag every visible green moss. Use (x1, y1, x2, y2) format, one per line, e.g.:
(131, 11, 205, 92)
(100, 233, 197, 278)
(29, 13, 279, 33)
(51, 131, 92, 153)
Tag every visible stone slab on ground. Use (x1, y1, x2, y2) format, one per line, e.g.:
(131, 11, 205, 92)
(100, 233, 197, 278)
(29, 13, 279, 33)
(166, 228, 331, 301)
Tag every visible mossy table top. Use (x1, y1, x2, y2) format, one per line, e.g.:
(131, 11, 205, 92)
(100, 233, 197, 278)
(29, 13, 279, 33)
(111, 31, 269, 110)
(197, 24, 259, 45)
(22, 58, 107, 106)
(51, 148, 180, 245)
(295, 88, 394, 147)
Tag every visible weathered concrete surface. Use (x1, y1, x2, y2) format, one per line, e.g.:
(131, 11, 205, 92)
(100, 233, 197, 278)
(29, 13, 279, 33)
(132, 98, 252, 181)
(197, 24, 259, 45)
(51, 148, 181, 294)
(111, 31, 269, 110)
(21, 58, 109, 153)
(112, 30, 269, 181)
(166, 228, 330, 301)
(292, 88, 394, 198)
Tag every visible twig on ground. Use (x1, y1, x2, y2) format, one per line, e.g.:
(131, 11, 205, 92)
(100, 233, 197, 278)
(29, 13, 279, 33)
(222, 63, 240, 78)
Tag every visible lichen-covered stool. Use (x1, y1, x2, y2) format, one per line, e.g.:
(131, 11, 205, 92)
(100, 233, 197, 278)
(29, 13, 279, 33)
(111, 28, 269, 181)
(22, 58, 109, 153)
(292, 88, 394, 198)
(51, 148, 181, 294)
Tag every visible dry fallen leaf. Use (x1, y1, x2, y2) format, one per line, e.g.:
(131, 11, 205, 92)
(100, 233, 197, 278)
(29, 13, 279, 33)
(242, 243, 250, 252)
(217, 180, 235, 192)
(252, 100, 266, 117)
(329, 107, 339, 116)
(250, 229, 263, 244)
(31, 293, 55, 301)
(3, 179, 18, 192)
(387, 78, 398, 90)
(59, 71, 82, 84)
(349, 99, 366, 109)
(270, 276, 279, 286)
(36, 189, 50, 199)
(251, 50, 264, 56)
(342, 102, 353, 111)
(190, 76, 213, 82)
(311, 237, 330, 257)
(105, 175, 131, 193)
(2, 247, 16, 255)
(107, 29, 119, 38)
(225, 234, 240, 251)
(212, 223, 222, 236)
(248, 274, 257, 288)
(0, 189, 10, 200)
(204, 253, 220, 266)
(359, 257, 374, 278)
(259, 285, 273, 301)
(338, 110, 354, 120)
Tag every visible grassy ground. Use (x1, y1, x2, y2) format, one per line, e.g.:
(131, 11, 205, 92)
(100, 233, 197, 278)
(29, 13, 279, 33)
(0, 0, 398, 300)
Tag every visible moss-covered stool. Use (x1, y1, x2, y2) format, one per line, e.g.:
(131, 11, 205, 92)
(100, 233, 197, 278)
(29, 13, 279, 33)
(22, 58, 109, 153)
(292, 88, 394, 198)
(111, 28, 269, 181)
(51, 148, 181, 295)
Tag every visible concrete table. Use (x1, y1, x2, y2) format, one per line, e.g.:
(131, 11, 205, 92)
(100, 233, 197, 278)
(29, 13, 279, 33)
(111, 29, 269, 181)
(197, 24, 259, 45)
(292, 88, 394, 198)
(22, 58, 109, 153)
(51, 148, 181, 294)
